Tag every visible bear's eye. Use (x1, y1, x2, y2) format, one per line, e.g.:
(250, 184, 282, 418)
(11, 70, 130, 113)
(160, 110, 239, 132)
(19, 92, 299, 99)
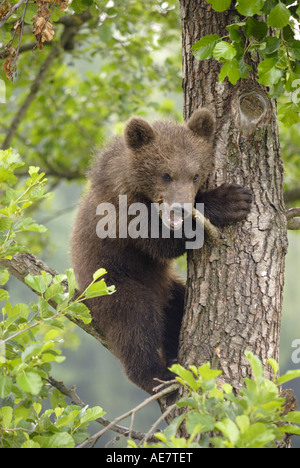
(162, 173, 172, 182)
(193, 174, 199, 183)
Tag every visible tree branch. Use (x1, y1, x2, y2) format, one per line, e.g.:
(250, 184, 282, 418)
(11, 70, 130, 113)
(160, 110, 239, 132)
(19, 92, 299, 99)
(286, 207, 300, 230)
(0, 251, 108, 348)
(1, 10, 92, 150)
(1, 45, 60, 150)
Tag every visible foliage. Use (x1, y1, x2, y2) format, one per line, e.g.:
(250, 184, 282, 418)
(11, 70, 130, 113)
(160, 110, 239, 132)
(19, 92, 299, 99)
(0, 0, 181, 176)
(191, 0, 300, 125)
(0, 148, 49, 259)
(280, 122, 300, 193)
(0, 149, 114, 448)
(129, 351, 300, 449)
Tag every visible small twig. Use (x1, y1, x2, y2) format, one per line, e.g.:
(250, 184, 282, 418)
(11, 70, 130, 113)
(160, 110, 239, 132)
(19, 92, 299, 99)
(47, 376, 158, 444)
(192, 207, 220, 241)
(75, 383, 179, 448)
(153, 378, 177, 392)
(10, 0, 30, 72)
(128, 412, 135, 442)
(141, 403, 177, 446)
(0, 0, 26, 28)
(286, 207, 300, 230)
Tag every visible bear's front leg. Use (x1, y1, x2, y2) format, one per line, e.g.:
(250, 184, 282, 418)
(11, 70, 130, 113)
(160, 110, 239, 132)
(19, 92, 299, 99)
(197, 183, 252, 227)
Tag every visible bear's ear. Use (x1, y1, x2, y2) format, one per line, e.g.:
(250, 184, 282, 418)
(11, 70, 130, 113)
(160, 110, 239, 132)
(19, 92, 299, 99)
(186, 108, 215, 140)
(125, 117, 155, 150)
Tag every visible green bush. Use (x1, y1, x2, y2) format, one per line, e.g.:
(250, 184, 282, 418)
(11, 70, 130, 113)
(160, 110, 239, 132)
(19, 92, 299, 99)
(0, 149, 113, 448)
(129, 351, 300, 448)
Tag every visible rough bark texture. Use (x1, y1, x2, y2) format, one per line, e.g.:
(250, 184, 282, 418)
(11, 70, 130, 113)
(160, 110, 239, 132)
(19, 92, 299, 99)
(159, 1, 288, 418)
(178, 0, 288, 388)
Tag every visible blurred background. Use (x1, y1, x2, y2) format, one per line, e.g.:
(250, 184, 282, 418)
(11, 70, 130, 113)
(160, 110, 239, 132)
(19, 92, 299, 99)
(1, 0, 300, 447)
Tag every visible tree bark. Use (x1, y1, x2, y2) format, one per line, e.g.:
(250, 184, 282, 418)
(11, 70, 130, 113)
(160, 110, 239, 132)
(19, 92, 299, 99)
(161, 1, 288, 412)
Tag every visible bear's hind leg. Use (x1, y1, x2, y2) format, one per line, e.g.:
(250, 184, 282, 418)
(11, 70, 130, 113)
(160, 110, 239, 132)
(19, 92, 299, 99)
(103, 281, 175, 394)
(162, 281, 185, 367)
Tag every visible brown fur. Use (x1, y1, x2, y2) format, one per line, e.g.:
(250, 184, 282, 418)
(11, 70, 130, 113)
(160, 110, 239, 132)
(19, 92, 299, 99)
(70, 109, 252, 394)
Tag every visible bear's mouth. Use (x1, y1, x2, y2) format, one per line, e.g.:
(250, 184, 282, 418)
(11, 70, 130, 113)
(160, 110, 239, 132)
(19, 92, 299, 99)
(160, 204, 184, 231)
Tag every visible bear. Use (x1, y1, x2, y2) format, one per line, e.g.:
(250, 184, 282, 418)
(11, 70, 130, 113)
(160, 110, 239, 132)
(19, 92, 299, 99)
(70, 108, 252, 394)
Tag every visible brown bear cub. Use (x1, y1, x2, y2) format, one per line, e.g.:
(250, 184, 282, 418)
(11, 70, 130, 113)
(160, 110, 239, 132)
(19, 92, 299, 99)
(70, 109, 252, 394)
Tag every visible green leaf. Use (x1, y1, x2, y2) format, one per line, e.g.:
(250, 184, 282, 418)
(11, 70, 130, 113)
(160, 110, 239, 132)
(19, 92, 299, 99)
(163, 414, 186, 440)
(282, 411, 300, 424)
(0, 217, 12, 231)
(245, 18, 268, 39)
(222, 383, 233, 394)
(0, 375, 12, 398)
(14, 217, 47, 233)
(16, 372, 43, 395)
(219, 60, 242, 85)
(277, 425, 300, 436)
(40, 432, 75, 448)
(257, 58, 282, 86)
(191, 35, 221, 60)
(25, 274, 47, 294)
(84, 279, 115, 299)
(21, 343, 44, 362)
(215, 419, 240, 445)
(79, 406, 105, 425)
(278, 102, 300, 126)
(267, 358, 279, 378)
(0, 406, 13, 428)
(170, 364, 200, 391)
(92, 268, 107, 281)
(267, 3, 291, 28)
(67, 302, 92, 324)
(39, 296, 52, 318)
(185, 412, 215, 434)
(213, 41, 237, 61)
(0, 288, 9, 301)
(226, 22, 246, 43)
(197, 363, 222, 381)
(277, 369, 300, 385)
(289, 40, 300, 61)
(236, 0, 264, 16)
(176, 397, 199, 410)
(240, 422, 276, 448)
(245, 350, 263, 382)
(0, 268, 9, 285)
(236, 415, 250, 433)
(65, 268, 77, 298)
(21, 440, 41, 448)
(44, 282, 64, 302)
(206, 0, 231, 12)
(259, 37, 281, 56)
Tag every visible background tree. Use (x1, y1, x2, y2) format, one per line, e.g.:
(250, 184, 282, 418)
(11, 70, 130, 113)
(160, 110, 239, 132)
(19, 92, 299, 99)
(0, 0, 300, 448)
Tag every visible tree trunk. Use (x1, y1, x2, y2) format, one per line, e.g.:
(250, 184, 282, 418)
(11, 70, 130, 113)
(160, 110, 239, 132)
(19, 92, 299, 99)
(160, 1, 288, 413)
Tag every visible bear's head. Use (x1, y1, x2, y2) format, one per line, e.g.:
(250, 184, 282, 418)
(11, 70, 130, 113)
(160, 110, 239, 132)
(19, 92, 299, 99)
(124, 108, 215, 230)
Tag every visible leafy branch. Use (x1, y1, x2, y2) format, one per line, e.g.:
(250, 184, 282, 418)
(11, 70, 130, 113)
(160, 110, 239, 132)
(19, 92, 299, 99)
(1, 9, 92, 150)
(129, 352, 300, 449)
(191, 0, 300, 125)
